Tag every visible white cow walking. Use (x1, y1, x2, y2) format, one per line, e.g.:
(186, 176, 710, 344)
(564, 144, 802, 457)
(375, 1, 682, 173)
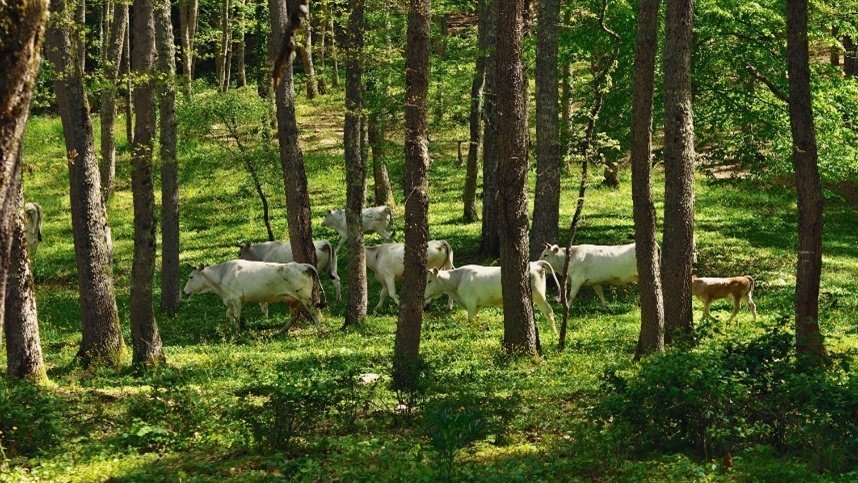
(322, 205, 394, 251)
(238, 239, 341, 300)
(366, 240, 455, 311)
(539, 243, 638, 308)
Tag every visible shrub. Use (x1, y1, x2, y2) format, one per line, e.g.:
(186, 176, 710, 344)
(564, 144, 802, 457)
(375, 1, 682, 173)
(0, 381, 63, 457)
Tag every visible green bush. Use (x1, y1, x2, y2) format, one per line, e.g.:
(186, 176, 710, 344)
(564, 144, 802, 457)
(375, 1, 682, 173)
(0, 381, 63, 457)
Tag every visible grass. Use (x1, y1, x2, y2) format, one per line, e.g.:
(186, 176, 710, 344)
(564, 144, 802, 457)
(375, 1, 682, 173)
(2, 87, 856, 482)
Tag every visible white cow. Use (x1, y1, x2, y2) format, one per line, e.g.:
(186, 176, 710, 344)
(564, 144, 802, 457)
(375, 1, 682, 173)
(23, 202, 42, 257)
(322, 205, 394, 251)
(539, 243, 638, 308)
(423, 261, 559, 334)
(182, 260, 326, 331)
(366, 240, 454, 311)
(238, 239, 341, 300)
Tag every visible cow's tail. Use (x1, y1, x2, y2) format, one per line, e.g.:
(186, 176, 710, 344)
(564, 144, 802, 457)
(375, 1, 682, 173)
(323, 240, 338, 281)
(533, 260, 559, 289)
(746, 275, 755, 295)
(34, 203, 43, 241)
(303, 265, 327, 309)
(439, 239, 455, 269)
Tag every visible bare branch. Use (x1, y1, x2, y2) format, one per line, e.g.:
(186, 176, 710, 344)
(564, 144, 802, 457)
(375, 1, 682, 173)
(746, 65, 788, 103)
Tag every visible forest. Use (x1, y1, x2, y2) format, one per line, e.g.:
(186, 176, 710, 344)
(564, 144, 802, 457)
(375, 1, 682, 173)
(0, 0, 856, 480)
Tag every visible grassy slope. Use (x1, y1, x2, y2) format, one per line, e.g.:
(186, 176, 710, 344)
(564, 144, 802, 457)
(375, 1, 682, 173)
(3, 89, 856, 481)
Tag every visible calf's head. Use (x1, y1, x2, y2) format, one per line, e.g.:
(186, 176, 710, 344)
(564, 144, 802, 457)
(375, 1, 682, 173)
(423, 268, 447, 305)
(539, 244, 565, 268)
(236, 242, 253, 260)
(183, 265, 210, 297)
(321, 209, 340, 228)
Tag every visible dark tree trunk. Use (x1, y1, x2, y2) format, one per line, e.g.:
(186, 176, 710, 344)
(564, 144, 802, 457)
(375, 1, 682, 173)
(830, 27, 840, 67)
(360, 113, 369, 174)
(76, 0, 86, 73)
(130, 0, 165, 367)
(316, 7, 327, 94)
(0, 0, 47, 333)
(479, 0, 499, 258)
(236, 6, 247, 88)
(786, 0, 827, 360)
(124, 12, 133, 145)
(530, 0, 561, 257)
(100, 3, 127, 199)
(463, 0, 487, 223)
(329, 10, 340, 88)
(343, 0, 367, 327)
(155, 0, 181, 313)
(270, 0, 318, 270)
(5, 182, 48, 383)
(46, 0, 124, 367)
(496, 0, 538, 355)
(393, 0, 431, 392)
(844, 36, 857, 76)
(558, 8, 574, 164)
(631, 0, 665, 360)
(217, 0, 231, 92)
(661, 0, 696, 343)
(368, 111, 393, 207)
(300, 11, 319, 99)
(179, 0, 199, 96)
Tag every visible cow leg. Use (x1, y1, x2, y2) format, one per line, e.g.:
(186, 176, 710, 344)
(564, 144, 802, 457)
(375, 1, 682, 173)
(465, 302, 478, 325)
(701, 298, 712, 320)
(745, 293, 758, 322)
(533, 292, 557, 335)
(331, 276, 342, 301)
(727, 295, 741, 324)
(384, 274, 400, 306)
(593, 284, 608, 309)
(446, 295, 454, 310)
(259, 303, 269, 318)
(566, 280, 584, 308)
(375, 283, 388, 311)
(230, 301, 244, 330)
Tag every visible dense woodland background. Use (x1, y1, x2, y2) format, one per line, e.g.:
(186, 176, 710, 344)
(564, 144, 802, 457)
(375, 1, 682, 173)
(0, 0, 857, 480)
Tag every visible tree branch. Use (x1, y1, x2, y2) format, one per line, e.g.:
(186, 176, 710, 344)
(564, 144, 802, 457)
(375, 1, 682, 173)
(746, 65, 788, 103)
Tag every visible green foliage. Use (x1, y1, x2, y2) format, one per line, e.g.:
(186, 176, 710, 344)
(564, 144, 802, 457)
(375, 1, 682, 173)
(0, 381, 64, 457)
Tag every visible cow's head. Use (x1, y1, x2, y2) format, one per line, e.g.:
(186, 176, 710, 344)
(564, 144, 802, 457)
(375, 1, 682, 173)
(321, 209, 338, 228)
(539, 244, 563, 261)
(236, 241, 252, 259)
(423, 268, 446, 305)
(182, 264, 210, 297)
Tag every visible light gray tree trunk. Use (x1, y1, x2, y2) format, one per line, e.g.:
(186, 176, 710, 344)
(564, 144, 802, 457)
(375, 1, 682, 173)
(100, 2, 127, 199)
(217, 0, 231, 92)
(300, 11, 319, 98)
(463, 0, 487, 223)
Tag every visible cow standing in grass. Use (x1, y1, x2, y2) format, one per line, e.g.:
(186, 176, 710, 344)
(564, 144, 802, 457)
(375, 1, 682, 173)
(539, 243, 639, 308)
(691, 275, 757, 323)
(322, 205, 394, 251)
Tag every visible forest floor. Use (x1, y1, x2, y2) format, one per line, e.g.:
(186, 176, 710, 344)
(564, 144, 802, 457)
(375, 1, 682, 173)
(2, 89, 857, 482)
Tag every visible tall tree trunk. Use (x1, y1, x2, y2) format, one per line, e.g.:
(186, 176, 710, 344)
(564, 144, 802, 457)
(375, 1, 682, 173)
(235, 2, 247, 87)
(270, 0, 318, 270)
(479, 0, 499, 258)
(329, 10, 340, 87)
(100, 2, 127, 199)
(631, 0, 665, 360)
(46, 0, 124, 367)
(76, 0, 86, 73)
(786, 0, 827, 360)
(5, 182, 48, 383)
(844, 36, 857, 76)
(179, 0, 197, 97)
(317, 6, 327, 94)
(124, 12, 133, 145)
(300, 11, 319, 99)
(155, 0, 181, 313)
(217, 0, 231, 92)
(661, 0, 696, 343)
(530, 0, 561, 257)
(496, 0, 538, 355)
(0, 0, 47, 333)
(463, 0, 487, 223)
(830, 27, 840, 67)
(130, 0, 166, 367)
(342, 0, 367, 327)
(368, 111, 392, 206)
(393, 0, 431, 392)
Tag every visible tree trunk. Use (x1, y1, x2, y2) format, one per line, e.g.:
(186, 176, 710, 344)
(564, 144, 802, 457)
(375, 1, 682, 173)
(300, 11, 319, 99)
(317, 7, 327, 94)
(236, 3, 247, 87)
(5, 182, 48, 383)
(270, 0, 318, 271)
(463, 0, 487, 223)
(0, 0, 47, 334)
(496, 0, 538, 355)
(329, 10, 340, 88)
(76, 0, 86, 73)
(368, 111, 393, 206)
(661, 0, 696, 343)
(217, 0, 231, 92)
(46, 0, 125, 368)
(130, 0, 166, 367)
(179, 0, 197, 97)
(342, 0, 367, 327)
(479, 0, 499, 258)
(558, 6, 574, 164)
(155, 0, 181, 313)
(844, 36, 857, 76)
(786, 0, 827, 360)
(393, 0, 431, 392)
(830, 27, 840, 67)
(530, 0, 560, 257)
(631, 0, 665, 360)
(124, 11, 133, 145)
(100, 2, 127, 199)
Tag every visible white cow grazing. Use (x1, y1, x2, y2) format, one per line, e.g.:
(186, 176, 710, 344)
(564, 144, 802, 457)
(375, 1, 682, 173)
(539, 243, 638, 308)
(23, 202, 42, 256)
(238, 239, 341, 300)
(366, 240, 454, 311)
(423, 261, 559, 334)
(322, 205, 394, 251)
(182, 260, 326, 331)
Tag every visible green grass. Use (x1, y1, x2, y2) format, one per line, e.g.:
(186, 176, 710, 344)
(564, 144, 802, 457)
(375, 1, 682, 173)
(2, 88, 856, 482)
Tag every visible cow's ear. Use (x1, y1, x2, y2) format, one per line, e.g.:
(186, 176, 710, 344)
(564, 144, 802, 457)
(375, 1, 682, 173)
(551, 245, 559, 252)
(429, 268, 438, 276)
(326, 209, 332, 214)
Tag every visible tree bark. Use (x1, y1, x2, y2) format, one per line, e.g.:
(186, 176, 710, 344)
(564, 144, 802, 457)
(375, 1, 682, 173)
(46, 0, 125, 367)
(5, 182, 48, 383)
(844, 36, 857, 76)
(329, 9, 340, 87)
(530, 0, 561, 257)
(236, 3, 247, 87)
(76, 0, 86, 73)
(300, 11, 319, 99)
(217, 0, 231, 92)
(496, 0, 537, 355)
(785, 0, 827, 360)
(270, 0, 318, 271)
(368, 110, 393, 206)
(393, 0, 431, 392)
(124, 11, 133, 145)
(317, 6, 327, 94)
(342, 0, 367, 327)
(0, 0, 47, 335)
(661, 0, 696, 343)
(479, 0, 499, 258)
(463, 0, 487, 223)
(100, 2, 127, 199)
(130, 0, 166, 367)
(830, 27, 840, 67)
(155, 0, 181, 313)
(631, 0, 665, 360)
(179, 0, 199, 95)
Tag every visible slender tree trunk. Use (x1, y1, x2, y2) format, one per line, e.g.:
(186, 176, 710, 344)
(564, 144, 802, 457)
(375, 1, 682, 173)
(631, 0, 665, 360)
(124, 12, 133, 145)
(130, 0, 165, 367)
(155, 0, 181, 313)
(270, 0, 318, 271)
(300, 11, 319, 99)
(496, 0, 538, 355)
(329, 10, 340, 87)
(661, 0, 696, 343)
(830, 27, 840, 67)
(368, 111, 392, 206)
(179, 0, 196, 97)
(342, 0, 367, 327)
(479, 0, 499, 258)
(558, 6, 574, 165)
(463, 0, 487, 223)
(530, 0, 561, 257)
(217, 0, 231, 92)
(0, 0, 48, 332)
(844, 36, 857, 76)
(317, 7, 327, 94)
(100, 2, 127, 199)
(76, 0, 86, 73)
(393, 0, 431, 392)
(189, 0, 198, 79)
(236, 3, 247, 87)
(786, 0, 827, 360)
(5, 182, 48, 383)
(46, 0, 124, 367)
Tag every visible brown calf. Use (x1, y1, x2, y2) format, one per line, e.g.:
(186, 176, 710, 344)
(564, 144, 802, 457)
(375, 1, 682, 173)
(691, 275, 757, 323)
